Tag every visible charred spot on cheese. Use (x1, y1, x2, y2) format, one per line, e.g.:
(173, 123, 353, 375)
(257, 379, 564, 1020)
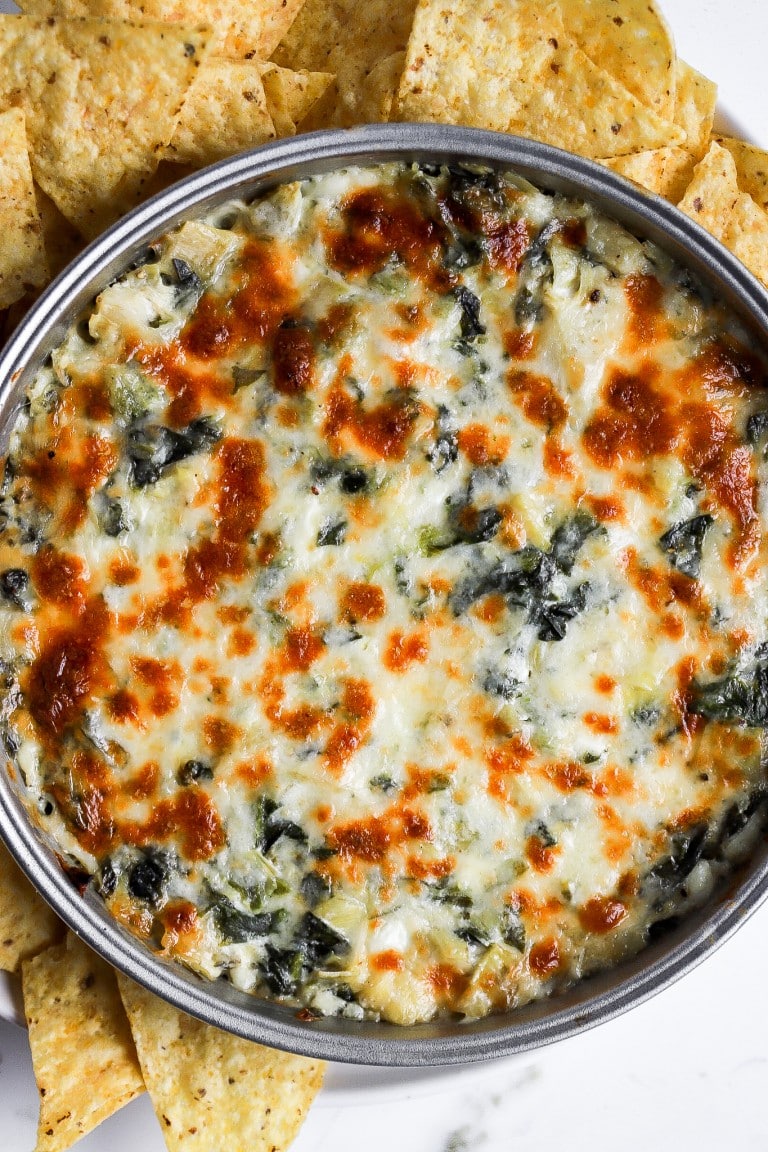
(3, 161, 768, 1027)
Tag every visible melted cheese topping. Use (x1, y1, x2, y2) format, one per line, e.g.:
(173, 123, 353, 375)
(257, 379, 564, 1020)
(2, 163, 768, 1024)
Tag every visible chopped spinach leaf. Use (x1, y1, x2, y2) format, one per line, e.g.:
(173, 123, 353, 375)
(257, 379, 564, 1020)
(659, 514, 713, 579)
(300, 871, 333, 908)
(482, 669, 521, 700)
(369, 773, 397, 794)
(317, 519, 347, 546)
(0, 567, 30, 610)
(127, 416, 221, 487)
(99, 496, 130, 537)
(426, 405, 458, 473)
(211, 895, 277, 943)
(454, 285, 486, 344)
(690, 648, 768, 727)
(642, 825, 707, 895)
(548, 510, 600, 574)
(532, 582, 590, 642)
(747, 409, 768, 444)
(262, 944, 303, 995)
(177, 759, 213, 785)
(127, 852, 168, 905)
(294, 911, 349, 964)
(502, 906, 526, 952)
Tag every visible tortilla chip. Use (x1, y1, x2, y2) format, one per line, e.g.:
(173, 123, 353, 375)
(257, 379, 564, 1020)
(0, 840, 62, 972)
(23, 933, 144, 1152)
(678, 140, 740, 241)
(600, 147, 696, 202)
(16, 0, 305, 59)
(0, 108, 48, 309)
(164, 59, 275, 166)
(724, 193, 768, 288)
(34, 184, 84, 279)
(673, 60, 717, 160)
(395, 1, 685, 159)
(272, 0, 417, 128)
(714, 136, 768, 213)
(357, 51, 405, 124)
(0, 16, 209, 238)
(260, 63, 334, 136)
(118, 973, 325, 1152)
(555, 0, 677, 120)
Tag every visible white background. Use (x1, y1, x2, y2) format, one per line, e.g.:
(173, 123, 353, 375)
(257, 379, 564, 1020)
(2, 1, 768, 1149)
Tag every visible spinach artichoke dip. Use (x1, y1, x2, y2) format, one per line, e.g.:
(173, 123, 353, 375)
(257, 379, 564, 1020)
(2, 161, 768, 1026)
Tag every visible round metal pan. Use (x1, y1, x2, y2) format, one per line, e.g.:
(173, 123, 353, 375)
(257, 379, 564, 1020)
(2, 123, 768, 1067)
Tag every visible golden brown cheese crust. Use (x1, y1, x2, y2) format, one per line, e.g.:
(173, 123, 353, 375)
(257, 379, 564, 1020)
(2, 162, 768, 1024)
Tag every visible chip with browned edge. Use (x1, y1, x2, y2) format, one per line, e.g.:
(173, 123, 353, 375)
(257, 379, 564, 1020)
(0, 16, 209, 238)
(272, 0, 417, 128)
(0, 840, 61, 972)
(16, 0, 305, 59)
(555, 0, 677, 119)
(118, 973, 325, 1152)
(678, 139, 740, 240)
(0, 108, 47, 309)
(23, 933, 145, 1152)
(395, 1, 685, 158)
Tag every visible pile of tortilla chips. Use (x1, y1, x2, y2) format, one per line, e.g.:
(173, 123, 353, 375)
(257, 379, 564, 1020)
(1, 1, 768, 1149)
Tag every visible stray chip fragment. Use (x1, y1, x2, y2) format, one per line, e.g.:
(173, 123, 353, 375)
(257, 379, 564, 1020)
(555, 0, 677, 119)
(23, 933, 144, 1152)
(678, 140, 740, 240)
(164, 59, 276, 166)
(0, 840, 62, 972)
(118, 973, 325, 1152)
(715, 136, 768, 213)
(0, 108, 48, 309)
(260, 63, 334, 137)
(0, 16, 210, 239)
(394, 0, 685, 158)
(724, 193, 768, 288)
(16, 0, 305, 59)
(272, 0, 417, 128)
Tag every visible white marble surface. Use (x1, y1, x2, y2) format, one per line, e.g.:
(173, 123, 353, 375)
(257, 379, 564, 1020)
(3, 0, 768, 1148)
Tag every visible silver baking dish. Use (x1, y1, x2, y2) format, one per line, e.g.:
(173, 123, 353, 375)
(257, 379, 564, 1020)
(1, 124, 768, 1067)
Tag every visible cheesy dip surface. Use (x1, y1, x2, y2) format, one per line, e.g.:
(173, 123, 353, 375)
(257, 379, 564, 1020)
(2, 162, 768, 1025)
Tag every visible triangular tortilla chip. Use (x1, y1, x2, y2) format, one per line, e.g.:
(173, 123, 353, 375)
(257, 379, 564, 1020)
(272, 0, 417, 128)
(118, 973, 325, 1152)
(16, 0, 306, 59)
(600, 147, 696, 202)
(678, 140, 740, 241)
(394, 1, 685, 158)
(356, 51, 405, 124)
(724, 192, 768, 288)
(714, 136, 768, 213)
(260, 63, 334, 136)
(0, 839, 62, 972)
(164, 59, 275, 166)
(0, 108, 48, 309)
(555, 0, 677, 120)
(34, 183, 84, 278)
(0, 16, 209, 238)
(23, 933, 144, 1152)
(674, 60, 717, 160)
